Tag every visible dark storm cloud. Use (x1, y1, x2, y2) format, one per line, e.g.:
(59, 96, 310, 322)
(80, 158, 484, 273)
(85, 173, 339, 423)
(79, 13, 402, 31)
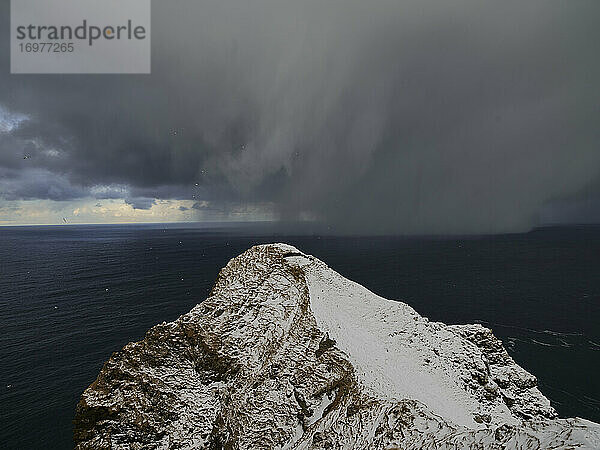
(124, 197, 156, 210)
(0, 167, 87, 201)
(1, 0, 599, 233)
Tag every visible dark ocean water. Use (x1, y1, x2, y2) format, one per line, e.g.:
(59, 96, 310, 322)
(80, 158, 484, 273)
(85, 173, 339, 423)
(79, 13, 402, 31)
(1, 223, 599, 449)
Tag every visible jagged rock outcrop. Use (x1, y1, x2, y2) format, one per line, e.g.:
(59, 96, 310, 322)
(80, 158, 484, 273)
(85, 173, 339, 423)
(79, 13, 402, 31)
(74, 244, 600, 449)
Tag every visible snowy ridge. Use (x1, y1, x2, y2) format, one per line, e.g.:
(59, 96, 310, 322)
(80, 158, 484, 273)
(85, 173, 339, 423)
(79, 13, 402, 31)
(74, 244, 600, 449)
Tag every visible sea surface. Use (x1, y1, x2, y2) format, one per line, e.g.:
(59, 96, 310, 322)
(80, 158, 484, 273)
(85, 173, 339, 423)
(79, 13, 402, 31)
(1, 223, 599, 448)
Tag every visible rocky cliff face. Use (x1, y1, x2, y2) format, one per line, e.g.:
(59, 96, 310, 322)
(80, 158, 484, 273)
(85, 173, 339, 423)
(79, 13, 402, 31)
(74, 244, 600, 449)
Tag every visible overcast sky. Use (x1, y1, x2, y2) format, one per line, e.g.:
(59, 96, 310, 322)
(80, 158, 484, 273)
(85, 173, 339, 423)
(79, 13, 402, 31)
(1, 0, 599, 232)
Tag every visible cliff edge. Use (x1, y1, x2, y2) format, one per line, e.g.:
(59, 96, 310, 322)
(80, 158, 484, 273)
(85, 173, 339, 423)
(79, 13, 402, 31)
(74, 244, 600, 449)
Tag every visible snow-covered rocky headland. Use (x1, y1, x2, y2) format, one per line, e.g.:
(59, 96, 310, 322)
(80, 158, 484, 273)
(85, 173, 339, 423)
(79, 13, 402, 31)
(74, 244, 600, 449)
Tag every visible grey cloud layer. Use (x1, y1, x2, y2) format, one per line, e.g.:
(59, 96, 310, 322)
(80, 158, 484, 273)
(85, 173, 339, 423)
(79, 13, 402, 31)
(1, 0, 599, 232)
